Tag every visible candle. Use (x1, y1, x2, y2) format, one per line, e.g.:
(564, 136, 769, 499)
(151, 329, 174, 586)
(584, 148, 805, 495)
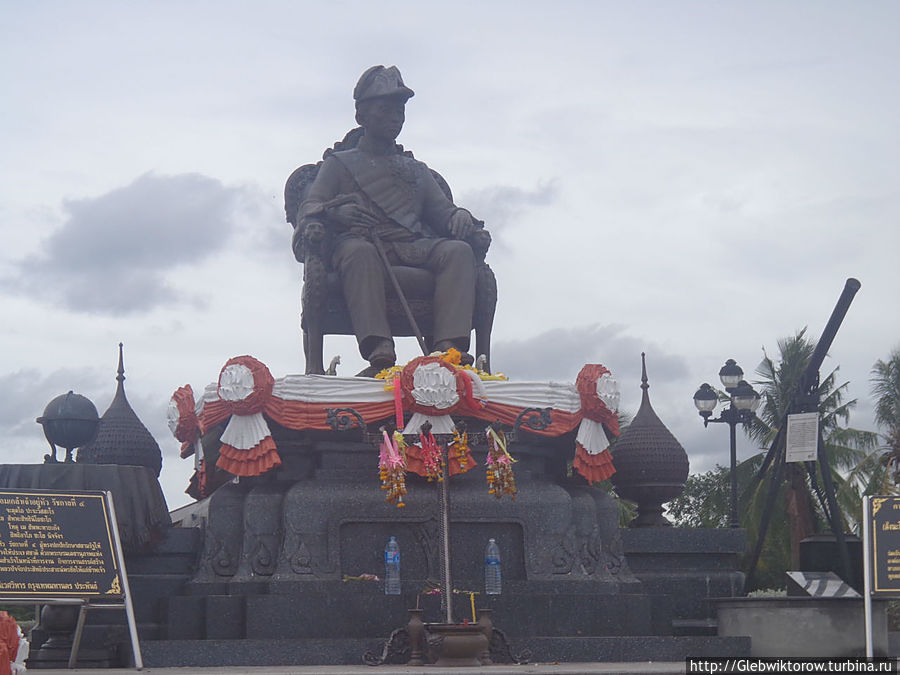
(393, 378, 403, 428)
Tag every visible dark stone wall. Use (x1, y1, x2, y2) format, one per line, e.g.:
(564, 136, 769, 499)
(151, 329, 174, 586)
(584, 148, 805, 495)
(174, 427, 661, 640)
(622, 527, 746, 632)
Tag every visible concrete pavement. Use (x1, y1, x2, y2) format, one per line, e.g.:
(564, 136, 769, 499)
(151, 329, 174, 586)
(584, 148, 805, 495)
(30, 662, 686, 674)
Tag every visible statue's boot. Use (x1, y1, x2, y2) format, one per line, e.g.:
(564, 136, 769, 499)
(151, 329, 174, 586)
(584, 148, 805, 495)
(356, 338, 396, 377)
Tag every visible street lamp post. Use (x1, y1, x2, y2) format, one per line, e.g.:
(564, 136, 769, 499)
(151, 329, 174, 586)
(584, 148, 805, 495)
(693, 359, 761, 528)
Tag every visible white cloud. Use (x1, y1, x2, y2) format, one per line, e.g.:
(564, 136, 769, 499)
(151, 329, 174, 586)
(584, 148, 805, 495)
(5, 173, 254, 314)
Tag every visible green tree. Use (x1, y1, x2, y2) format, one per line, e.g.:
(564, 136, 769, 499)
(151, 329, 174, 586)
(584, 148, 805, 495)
(667, 465, 730, 528)
(743, 329, 880, 573)
(673, 331, 884, 591)
(872, 348, 900, 482)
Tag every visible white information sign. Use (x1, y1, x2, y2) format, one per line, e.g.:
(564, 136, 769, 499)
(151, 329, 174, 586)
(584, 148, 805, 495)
(786, 412, 819, 463)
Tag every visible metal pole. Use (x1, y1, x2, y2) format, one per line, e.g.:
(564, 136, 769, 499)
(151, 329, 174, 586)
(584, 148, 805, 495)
(729, 415, 739, 528)
(863, 496, 874, 658)
(436, 443, 453, 624)
(105, 491, 144, 670)
(68, 602, 89, 669)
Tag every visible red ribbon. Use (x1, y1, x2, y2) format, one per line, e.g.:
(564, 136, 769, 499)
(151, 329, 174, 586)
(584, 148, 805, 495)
(171, 384, 200, 458)
(576, 364, 619, 436)
(393, 377, 404, 428)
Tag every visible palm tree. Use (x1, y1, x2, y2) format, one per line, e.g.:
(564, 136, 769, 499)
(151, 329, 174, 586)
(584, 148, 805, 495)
(741, 329, 880, 572)
(872, 348, 900, 482)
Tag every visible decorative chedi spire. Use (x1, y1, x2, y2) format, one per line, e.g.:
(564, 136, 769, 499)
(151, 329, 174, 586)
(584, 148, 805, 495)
(76, 343, 163, 476)
(610, 353, 689, 527)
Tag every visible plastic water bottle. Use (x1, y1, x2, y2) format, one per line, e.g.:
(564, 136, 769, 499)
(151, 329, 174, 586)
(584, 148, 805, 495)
(485, 538, 501, 595)
(384, 536, 401, 595)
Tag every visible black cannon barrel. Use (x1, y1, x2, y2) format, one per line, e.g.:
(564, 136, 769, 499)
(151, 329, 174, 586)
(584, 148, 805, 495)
(800, 278, 861, 392)
(746, 278, 862, 591)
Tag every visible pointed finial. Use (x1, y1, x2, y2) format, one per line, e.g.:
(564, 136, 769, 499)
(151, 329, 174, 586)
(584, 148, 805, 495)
(117, 342, 125, 385)
(640, 352, 649, 391)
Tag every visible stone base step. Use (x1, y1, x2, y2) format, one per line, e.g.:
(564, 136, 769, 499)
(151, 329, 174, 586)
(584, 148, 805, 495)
(672, 618, 718, 636)
(139, 635, 750, 668)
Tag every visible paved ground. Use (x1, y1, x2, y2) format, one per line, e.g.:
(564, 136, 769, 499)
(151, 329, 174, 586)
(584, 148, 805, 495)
(30, 662, 686, 675)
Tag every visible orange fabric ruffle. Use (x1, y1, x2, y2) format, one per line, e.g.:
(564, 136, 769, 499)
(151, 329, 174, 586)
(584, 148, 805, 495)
(572, 444, 616, 483)
(172, 384, 199, 445)
(216, 436, 281, 476)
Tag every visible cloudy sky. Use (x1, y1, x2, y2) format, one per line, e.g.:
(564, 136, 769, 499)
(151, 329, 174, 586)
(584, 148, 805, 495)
(2, 1, 897, 511)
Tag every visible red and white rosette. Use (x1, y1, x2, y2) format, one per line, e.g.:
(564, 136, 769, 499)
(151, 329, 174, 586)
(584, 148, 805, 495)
(215, 355, 282, 477)
(168, 384, 201, 458)
(573, 364, 620, 483)
(399, 356, 475, 435)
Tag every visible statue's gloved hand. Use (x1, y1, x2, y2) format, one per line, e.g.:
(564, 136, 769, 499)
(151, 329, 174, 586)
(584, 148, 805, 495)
(448, 209, 476, 239)
(327, 194, 379, 232)
(305, 221, 326, 243)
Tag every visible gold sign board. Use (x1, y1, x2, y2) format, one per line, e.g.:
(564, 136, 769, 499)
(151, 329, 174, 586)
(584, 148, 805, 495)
(868, 495, 900, 596)
(0, 489, 123, 599)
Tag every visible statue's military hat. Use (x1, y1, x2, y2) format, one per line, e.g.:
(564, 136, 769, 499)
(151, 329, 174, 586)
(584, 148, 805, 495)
(353, 65, 414, 103)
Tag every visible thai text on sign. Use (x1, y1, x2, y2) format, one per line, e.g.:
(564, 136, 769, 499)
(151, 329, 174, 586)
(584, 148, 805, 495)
(0, 489, 122, 598)
(869, 496, 900, 595)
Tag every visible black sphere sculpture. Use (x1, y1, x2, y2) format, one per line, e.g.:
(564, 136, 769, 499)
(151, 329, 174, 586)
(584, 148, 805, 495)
(36, 391, 100, 463)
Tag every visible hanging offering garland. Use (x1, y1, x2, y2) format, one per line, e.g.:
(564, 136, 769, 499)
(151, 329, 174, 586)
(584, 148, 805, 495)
(448, 425, 475, 474)
(378, 428, 408, 507)
(485, 425, 517, 499)
(418, 426, 444, 482)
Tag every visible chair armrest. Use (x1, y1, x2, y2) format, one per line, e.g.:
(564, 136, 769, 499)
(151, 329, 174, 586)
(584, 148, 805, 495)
(468, 228, 492, 262)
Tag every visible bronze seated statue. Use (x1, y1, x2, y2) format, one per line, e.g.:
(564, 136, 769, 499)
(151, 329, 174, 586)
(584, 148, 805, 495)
(286, 66, 497, 377)
(285, 126, 497, 376)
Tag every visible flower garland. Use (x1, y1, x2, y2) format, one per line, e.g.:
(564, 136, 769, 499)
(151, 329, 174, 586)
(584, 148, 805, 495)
(449, 426, 471, 472)
(485, 425, 517, 500)
(375, 348, 508, 388)
(342, 573, 381, 582)
(378, 428, 408, 507)
(418, 426, 444, 482)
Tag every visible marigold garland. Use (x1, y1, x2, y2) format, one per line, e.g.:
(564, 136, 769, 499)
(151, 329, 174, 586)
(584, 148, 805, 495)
(375, 350, 508, 390)
(375, 365, 404, 388)
(378, 428, 408, 507)
(440, 347, 463, 365)
(460, 365, 508, 381)
(450, 428, 470, 470)
(485, 426, 517, 499)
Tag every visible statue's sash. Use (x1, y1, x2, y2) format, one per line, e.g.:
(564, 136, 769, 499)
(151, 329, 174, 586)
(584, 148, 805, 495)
(332, 149, 422, 234)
